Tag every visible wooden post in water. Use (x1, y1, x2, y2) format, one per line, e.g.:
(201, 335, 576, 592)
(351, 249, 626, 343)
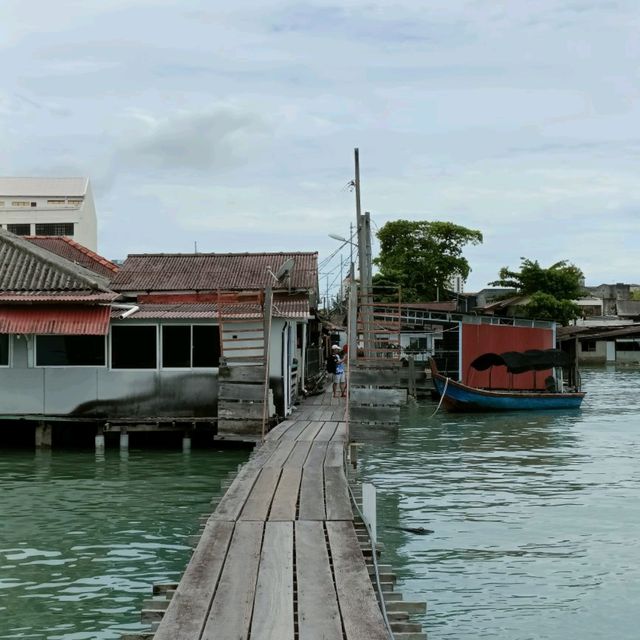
(119, 426, 129, 451)
(95, 425, 105, 452)
(35, 421, 52, 449)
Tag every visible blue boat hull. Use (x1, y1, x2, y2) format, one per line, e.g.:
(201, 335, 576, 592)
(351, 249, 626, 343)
(431, 364, 585, 412)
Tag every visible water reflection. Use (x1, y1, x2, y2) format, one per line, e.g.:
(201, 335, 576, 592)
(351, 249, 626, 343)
(357, 366, 640, 639)
(0, 448, 248, 640)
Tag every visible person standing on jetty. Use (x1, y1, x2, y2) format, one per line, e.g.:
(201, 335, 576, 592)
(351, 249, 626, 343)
(330, 344, 347, 398)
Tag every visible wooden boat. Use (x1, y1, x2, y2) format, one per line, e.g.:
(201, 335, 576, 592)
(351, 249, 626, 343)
(430, 353, 585, 412)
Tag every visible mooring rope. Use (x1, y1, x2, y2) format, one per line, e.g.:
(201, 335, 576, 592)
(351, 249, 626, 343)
(429, 376, 449, 418)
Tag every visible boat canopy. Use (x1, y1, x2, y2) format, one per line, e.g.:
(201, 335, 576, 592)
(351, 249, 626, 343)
(470, 349, 570, 374)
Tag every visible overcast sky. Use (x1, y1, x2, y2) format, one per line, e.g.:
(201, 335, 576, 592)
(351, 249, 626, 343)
(2, 0, 639, 292)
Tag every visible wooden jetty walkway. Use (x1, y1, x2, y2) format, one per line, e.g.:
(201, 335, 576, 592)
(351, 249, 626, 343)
(148, 389, 404, 640)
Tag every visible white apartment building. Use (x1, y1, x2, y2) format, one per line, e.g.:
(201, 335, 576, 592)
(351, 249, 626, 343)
(0, 177, 97, 251)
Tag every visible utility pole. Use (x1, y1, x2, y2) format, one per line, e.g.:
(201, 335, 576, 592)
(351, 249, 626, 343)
(354, 148, 373, 356)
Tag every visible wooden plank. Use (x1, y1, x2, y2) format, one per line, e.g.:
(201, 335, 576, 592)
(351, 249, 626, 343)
(153, 520, 234, 640)
(269, 467, 301, 521)
(349, 406, 399, 424)
(295, 521, 343, 640)
(350, 388, 406, 406)
(303, 441, 329, 470)
(296, 420, 325, 441)
(239, 467, 281, 521)
(350, 369, 408, 386)
(216, 419, 262, 437)
(324, 442, 344, 468)
(265, 419, 296, 441)
(326, 521, 389, 640)
(283, 440, 312, 468)
(324, 466, 353, 521)
(249, 522, 294, 640)
(262, 438, 297, 468)
(211, 466, 260, 521)
(331, 422, 347, 442)
(277, 419, 312, 441)
(218, 365, 266, 383)
(314, 421, 338, 441)
(218, 400, 265, 420)
(201, 521, 264, 640)
(219, 383, 264, 402)
(298, 465, 325, 520)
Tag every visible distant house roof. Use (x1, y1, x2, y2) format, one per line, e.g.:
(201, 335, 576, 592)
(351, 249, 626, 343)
(0, 228, 115, 302)
(25, 237, 119, 279)
(616, 300, 640, 317)
(110, 252, 318, 293)
(0, 177, 89, 197)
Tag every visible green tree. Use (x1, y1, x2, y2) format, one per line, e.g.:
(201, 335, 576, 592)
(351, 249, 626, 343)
(373, 220, 483, 302)
(490, 258, 584, 324)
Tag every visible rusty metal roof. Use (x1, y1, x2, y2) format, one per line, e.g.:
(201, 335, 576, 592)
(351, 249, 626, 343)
(25, 237, 119, 279)
(0, 228, 113, 297)
(110, 252, 318, 292)
(0, 305, 111, 335)
(111, 295, 311, 321)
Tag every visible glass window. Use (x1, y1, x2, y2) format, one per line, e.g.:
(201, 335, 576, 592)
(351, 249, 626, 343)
(162, 326, 191, 367)
(111, 325, 157, 369)
(7, 224, 31, 236)
(160, 325, 220, 368)
(0, 334, 8, 365)
(35, 223, 74, 236)
(193, 326, 220, 367)
(36, 335, 105, 366)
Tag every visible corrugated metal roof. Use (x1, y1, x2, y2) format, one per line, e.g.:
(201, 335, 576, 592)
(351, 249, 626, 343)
(0, 305, 111, 335)
(0, 292, 117, 302)
(25, 237, 119, 279)
(110, 252, 318, 292)
(0, 177, 88, 197)
(0, 228, 113, 294)
(113, 295, 311, 320)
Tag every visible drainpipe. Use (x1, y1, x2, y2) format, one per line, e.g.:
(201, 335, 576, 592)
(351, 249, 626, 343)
(111, 303, 140, 319)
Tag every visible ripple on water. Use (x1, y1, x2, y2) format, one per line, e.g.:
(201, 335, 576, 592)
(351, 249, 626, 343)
(0, 448, 248, 640)
(357, 366, 640, 640)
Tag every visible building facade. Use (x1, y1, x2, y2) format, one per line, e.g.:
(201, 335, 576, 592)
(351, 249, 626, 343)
(0, 177, 98, 251)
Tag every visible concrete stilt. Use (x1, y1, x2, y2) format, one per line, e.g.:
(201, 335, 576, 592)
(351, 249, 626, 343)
(35, 422, 52, 449)
(182, 432, 192, 453)
(120, 427, 129, 451)
(95, 425, 105, 452)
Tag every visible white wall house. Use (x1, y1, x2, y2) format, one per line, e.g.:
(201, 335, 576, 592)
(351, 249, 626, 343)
(0, 177, 97, 251)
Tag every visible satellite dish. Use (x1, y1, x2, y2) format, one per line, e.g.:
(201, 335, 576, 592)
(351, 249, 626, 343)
(275, 258, 295, 281)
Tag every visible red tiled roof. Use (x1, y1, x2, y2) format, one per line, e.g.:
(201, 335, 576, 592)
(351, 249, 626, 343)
(110, 252, 318, 292)
(25, 237, 119, 279)
(110, 295, 311, 321)
(0, 228, 113, 295)
(0, 292, 117, 303)
(0, 305, 111, 335)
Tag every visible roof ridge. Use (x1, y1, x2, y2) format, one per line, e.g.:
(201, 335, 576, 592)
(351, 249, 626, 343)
(58, 237, 119, 272)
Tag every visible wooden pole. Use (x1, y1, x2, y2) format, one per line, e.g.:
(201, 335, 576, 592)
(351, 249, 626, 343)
(261, 285, 274, 442)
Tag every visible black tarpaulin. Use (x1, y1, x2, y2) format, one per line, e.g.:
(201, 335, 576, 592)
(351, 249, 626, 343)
(469, 349, 570, 374)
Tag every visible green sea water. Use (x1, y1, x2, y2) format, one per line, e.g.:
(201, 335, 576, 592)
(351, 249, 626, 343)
(2, 366, 638, 639)
(356, 365, 640, 639)
(0, 447, 248, 639)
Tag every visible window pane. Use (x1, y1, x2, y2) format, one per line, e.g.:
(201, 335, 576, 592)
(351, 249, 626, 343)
(36, 335, 105, 366)
(193, 326, 220, 367)
(162, 326, 191, 367)
(111, 326, 156, 369)
(0, 334, 8, 365)
(8, 224, 31, 236)
(35, 222, 74, 236)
